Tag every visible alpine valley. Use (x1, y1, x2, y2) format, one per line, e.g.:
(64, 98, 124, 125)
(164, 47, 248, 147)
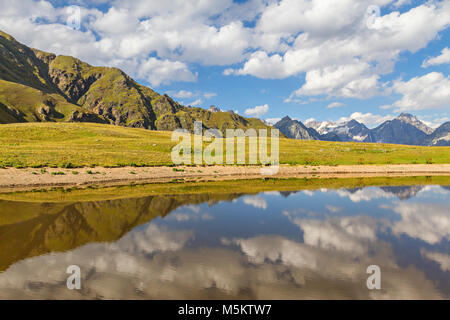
(1, 29, 448, 146)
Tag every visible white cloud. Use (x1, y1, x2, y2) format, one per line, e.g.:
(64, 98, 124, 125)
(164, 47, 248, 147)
(203, 92, 217, 99)
(242, 195, 268, 210)
(1, 0, 450, 101)
(337, 187, 394, 202)
(338, 112, 395, 128)
(384, 72, 450, 111)
(244, 104, 269, 118)
(264, 118, 281, 125)
(420, 116, 450, 128)
(421, 249, 450, 272)
(0, 0, 252, 87)
(188, 98, 203, 107)
(326, 205, 342, 213)
(167, 90, 217, 101)
(136, 58, 197, 87)
(293, 216, 378, 256)
(392, 202, 450, 244)
(168, 90, 196, 99)
(228, 1, 450, 98)
(294, 63, 382, 99)
(393, 0, 412, 8)
(327, 102, 346, 109)
(422, 47, 450, 67)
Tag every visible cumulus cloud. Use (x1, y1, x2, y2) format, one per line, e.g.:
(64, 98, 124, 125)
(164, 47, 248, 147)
(393, 0, 412, 8)
(421, 249, 450, 272)
(168, 90, 196, 99)
(391, 202, 450, 244)
(382, 72, 450, 111)
(264, 118, 282, 125)
(244, 104, 269, 118)
(188, 98, 203, 107)
(291, 216, 378, 256)
(422, 47, 450, 67)
(294, 63, 382, 99)
(167, 91, 217, 106)
(420, 116, 450, 128)
(228, 0, 450, 99)
(136, 58, 197, 87)
(337, 187, 394, 202)
(337, 112, 396, 128)
(242, 195, 268, 210)
(1, 0, 450, 105)
(0, 0, 251, 87)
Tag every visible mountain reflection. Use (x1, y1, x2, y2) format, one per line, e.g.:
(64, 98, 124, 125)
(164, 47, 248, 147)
(0, 193, 244, 272)
(0, 185, 448, 299)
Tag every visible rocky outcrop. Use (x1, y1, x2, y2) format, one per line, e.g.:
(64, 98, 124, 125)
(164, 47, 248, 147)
(421, 122, 450, 146)
(371, 118, 428, 145)
(274, 116, 321, 140)
(397, 113, 433, 134)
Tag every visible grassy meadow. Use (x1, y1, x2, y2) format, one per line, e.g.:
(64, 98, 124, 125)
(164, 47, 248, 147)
(0, 122, 449, 168)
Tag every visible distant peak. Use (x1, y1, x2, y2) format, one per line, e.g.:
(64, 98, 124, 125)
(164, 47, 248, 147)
(281, 116, 292, 121)
(347, 119, 360, 125)
(398, 113, 414, 119)
(208, 105, 220, 113)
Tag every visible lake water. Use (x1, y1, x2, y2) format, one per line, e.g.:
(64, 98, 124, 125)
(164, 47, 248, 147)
(0, 184, 449, 299)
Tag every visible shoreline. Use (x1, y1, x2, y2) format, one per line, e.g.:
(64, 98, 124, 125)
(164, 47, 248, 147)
(0, 164, 449, 193)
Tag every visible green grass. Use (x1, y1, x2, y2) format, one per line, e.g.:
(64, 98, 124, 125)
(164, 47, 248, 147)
(0, 122, 449, 168)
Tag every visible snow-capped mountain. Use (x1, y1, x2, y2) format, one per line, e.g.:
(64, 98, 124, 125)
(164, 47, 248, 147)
(281, 113, 447, 146)
(396, 113, 433, 134)
(305, 119, 371, 142)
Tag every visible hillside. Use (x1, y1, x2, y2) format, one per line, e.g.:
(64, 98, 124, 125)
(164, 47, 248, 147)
(0, 30, 269, 133)
(0, 122, 449, 168)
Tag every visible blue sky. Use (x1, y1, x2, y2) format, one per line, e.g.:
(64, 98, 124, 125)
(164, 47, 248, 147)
(0, 0, 449, 127)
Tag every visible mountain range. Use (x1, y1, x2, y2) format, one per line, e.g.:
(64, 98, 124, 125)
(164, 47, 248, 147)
(0, 30, 269, 133)
(275, 114, 450, 146)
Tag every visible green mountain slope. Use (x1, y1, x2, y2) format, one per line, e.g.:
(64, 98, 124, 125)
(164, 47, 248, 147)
(0, 30, 269, 132)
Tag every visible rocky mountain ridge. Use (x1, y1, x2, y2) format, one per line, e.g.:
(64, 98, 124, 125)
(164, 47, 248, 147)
(0, 30, 269, 133)
(278, 113, 449, 146)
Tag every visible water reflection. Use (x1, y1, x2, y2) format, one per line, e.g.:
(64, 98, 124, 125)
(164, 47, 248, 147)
(0, 185, 448, 299)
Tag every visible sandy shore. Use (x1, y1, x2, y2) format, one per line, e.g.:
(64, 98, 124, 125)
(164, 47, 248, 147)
(0, 164, 449, 192)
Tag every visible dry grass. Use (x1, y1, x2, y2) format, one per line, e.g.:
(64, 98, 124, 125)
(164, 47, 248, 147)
(0, 122, 449, 168)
